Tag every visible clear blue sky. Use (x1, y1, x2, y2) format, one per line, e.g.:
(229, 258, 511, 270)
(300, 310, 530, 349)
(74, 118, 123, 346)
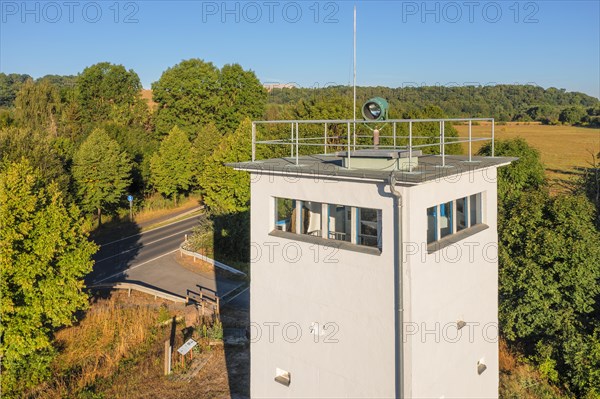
(1, 1, 599, 98)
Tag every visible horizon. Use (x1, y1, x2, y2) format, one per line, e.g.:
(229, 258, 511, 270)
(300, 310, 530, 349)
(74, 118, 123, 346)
(1, 1, 599, 98)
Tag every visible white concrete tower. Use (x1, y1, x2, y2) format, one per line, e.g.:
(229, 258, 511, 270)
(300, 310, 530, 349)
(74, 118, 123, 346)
(230, 118, 513, 399)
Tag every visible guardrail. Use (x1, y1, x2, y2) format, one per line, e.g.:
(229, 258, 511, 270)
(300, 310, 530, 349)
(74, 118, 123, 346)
(179, 243, 246, 276)
(251, 118, 495, 167)
(89, 281, 223, 314)
(88, 282, 187, 303)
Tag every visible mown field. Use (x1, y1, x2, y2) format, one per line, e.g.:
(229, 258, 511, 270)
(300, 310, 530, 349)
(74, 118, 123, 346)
(455, 122, 600, 187)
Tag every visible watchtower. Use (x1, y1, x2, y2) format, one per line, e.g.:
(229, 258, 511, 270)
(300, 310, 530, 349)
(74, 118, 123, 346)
(230, 117, 513, 398)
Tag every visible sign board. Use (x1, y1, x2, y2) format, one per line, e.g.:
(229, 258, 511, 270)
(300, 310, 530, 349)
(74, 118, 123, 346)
(177, 338, 197, 355)
(127, 195, 134, 202)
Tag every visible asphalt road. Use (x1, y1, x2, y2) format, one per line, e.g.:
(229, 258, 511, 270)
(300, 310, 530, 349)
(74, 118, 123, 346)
(90, 215, 200, 283)
(88, 215, 243, 299)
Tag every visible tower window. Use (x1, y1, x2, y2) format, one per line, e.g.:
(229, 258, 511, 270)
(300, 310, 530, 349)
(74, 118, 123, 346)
(427, 206, 438, 243)
(359, 208, 381, 248)
(328, 204, 352, 242)
(275, 198, 295, 232)
(439, 201, 453, 239)
(427, 192, 484, 245)
(273, 197, 382, 251)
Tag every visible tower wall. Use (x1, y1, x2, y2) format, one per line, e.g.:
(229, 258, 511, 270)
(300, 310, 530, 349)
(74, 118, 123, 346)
(250, 173, 397, 398)
(401, 167, 499, 399)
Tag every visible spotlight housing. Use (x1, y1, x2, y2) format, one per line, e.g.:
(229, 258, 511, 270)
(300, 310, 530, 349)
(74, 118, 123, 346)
(362, 97, 389, 121)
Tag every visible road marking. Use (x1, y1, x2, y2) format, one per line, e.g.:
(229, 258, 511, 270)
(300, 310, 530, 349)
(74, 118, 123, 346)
(96, 228, 192, 263)
(99, 211, 202, 247)
(93, 249, 179, 284)
(223, 286, 249, 305)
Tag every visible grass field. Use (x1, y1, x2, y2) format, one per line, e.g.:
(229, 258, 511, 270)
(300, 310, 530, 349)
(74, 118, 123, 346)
(455, 122, 600, 186)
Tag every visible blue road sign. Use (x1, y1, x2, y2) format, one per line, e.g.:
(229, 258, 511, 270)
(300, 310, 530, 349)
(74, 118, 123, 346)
(127, 195, 133, 202)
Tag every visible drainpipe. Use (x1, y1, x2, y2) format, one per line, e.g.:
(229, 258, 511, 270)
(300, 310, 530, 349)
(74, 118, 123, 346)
(389, 173, 404, 399)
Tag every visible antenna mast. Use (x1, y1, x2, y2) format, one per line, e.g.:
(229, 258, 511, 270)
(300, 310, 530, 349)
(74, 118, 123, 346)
(353, 4, 357, 122)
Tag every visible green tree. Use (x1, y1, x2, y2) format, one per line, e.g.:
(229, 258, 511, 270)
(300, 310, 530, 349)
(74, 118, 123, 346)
(152, 59, 267, 137)
(498, 191, 600, 396)
(499, 192, 600, 340)
(478, 138, 545, 204)
(192, 121, 221, 177)
(199, 118, 252, 214)
(526, 105, 559, 124)
(152, 59, 220, 137)
(77, 62, 148, 126)
(150, 126, 194, 204)
(0, 161, 97, 395)
(14, 79, 62, 135)
(559, 106, 587, 125)
(0, 127, 70, 195)
(0, 73, 31, 107)
(102, 122, 160, 195)
(218, 63, 267, 131)
(72, 128, 132, 224)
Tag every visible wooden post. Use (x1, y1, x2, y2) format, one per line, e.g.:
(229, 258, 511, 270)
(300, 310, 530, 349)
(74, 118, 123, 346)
(164, 340, 171, 375)
(216, 297, 220, 315)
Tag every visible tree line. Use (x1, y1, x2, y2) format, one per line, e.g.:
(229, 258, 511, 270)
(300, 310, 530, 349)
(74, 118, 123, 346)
(266, 84, 599, 126)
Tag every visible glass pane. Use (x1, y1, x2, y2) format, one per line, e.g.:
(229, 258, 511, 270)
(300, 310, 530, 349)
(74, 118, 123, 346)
(440, 201, 453, 238)
(327, 204, 351, 242)
(470, 194, 480, 225)
(359, 208, 379, 247)
(456, 197, 468, 231)
(301, 201, 322, 236)
(427, 206, 437, 243)
(275, 198, 295, 232)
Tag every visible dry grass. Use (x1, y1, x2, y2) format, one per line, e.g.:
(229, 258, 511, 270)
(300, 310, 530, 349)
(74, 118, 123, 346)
(28, 292, 181, 398)
(25, 290, 248, 399)
(135, 195, 201, 225)
(101, 303, 250, 399)
(499, 339, 571, 399)
(455, 122, 600, 186)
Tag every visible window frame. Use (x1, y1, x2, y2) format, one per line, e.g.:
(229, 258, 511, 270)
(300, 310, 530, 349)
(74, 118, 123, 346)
(426, 192, 487, 251)
(272, 196, 383, 254)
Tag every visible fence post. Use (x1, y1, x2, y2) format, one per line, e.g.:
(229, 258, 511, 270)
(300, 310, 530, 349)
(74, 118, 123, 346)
(295, 122, 299, 165)
(409, 121, 413, 170)
(439, 120, 443, 155)
(353, 121, 356, 151)
(491, 119, 495, 157)
(164, 340, 171, 375)
(468, 120, 472, 162)
(251, 122, 256, 161)
(441, 121, 446, 167)
(347, 122, 351, 168)
(324, 123, 328, 154)
(290, 123, 294, 158)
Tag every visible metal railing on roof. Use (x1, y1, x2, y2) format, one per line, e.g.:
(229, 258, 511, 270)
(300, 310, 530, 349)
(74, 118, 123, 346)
(251, 118, 495, 167)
